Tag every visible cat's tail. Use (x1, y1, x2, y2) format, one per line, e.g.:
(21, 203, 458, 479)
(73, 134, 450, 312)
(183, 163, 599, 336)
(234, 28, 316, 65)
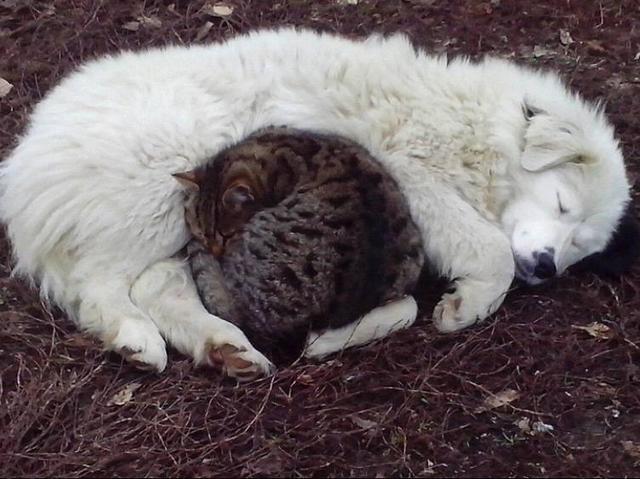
(303, 296, 418, 359)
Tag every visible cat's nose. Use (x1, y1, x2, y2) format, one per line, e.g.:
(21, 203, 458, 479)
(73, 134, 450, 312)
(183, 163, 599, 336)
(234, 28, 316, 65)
(534, 250, 557, 279)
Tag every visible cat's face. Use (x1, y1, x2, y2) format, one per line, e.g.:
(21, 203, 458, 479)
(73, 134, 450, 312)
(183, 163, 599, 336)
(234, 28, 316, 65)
(174, 167, 263, 256)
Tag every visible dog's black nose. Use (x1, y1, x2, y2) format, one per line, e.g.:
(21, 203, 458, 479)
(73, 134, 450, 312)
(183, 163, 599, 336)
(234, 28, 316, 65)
(534, 251, 557, 279)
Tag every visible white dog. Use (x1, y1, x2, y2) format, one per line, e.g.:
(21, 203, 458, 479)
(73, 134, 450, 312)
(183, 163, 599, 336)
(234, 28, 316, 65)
(1, 28, 637, 378)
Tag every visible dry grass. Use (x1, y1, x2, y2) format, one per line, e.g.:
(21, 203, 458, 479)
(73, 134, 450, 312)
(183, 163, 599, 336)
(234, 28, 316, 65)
(1, 0, 640, 476)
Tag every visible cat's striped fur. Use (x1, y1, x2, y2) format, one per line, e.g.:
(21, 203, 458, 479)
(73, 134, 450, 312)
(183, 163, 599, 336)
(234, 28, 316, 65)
(184, 128, 425, 358)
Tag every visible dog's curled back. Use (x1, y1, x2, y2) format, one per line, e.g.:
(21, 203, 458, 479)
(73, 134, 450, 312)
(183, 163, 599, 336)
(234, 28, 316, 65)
(181, 128, 425, 358)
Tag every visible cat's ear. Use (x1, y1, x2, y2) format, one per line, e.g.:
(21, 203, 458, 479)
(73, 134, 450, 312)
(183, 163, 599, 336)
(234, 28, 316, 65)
(222, 181, 255, 212)
(173, 170, 201, 192)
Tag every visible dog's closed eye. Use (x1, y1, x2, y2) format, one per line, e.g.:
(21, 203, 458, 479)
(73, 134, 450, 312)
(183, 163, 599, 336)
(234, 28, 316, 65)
(557, 192, 569, 215)
(522, 101, 545, 121)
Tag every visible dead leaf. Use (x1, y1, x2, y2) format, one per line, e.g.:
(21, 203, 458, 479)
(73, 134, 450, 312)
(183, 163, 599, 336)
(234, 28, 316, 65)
(336, 0, 359, 5)
(559, 29, 574, 46)
(475, 388, 520, 413)
(0, 77, 13, 98)
(195, 21, 214, 42)
(572, 322, 614, 340)
(107, 382, 142, 406)
(622, 441, 640, 459)
(593, 382, 617, 396)
(469, 2, 493, 15)
(515, 417, 554, 436)
(531, 421, 554, 434)
(122, 21, 140, 32)
(532, 45, 553, 58)
(137, 15, 162, 28)
(515, 417, 531, 433)
(351, 415, 378, 430)
(202, 2, 234, 17)
(585, 40, 606, 54)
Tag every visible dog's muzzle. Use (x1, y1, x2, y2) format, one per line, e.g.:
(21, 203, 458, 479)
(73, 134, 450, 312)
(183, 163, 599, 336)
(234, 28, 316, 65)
(515, 248, 557, 284)
(533, 250, 556, 279)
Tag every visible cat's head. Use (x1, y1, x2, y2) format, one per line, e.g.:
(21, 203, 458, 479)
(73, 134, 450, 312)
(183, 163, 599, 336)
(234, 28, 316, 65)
(174, 167, 262, 256)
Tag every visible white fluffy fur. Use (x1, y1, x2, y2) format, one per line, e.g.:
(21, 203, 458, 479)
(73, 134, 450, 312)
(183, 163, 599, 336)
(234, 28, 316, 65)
(0, 28, 630, 375)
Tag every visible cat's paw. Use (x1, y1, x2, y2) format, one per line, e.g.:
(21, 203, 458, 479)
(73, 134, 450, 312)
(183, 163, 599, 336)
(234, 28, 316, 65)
(305, 296, 418, 359)
(202, 324, 274, 381)
(432, 279, 506, 333)
(107, 318, 168, 372)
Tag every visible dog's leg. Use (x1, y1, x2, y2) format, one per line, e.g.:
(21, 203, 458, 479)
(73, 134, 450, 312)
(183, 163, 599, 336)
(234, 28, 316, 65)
(381, 154, 515, 332)
(304, 296, 418, 359)
(418, 186, 514, 332)
(130, 258, 274, 381)
(76, 275, 168, 372)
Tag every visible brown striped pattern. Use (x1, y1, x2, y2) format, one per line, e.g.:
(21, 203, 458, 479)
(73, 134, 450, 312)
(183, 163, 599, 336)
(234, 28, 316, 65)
(186, 127, 425, 359)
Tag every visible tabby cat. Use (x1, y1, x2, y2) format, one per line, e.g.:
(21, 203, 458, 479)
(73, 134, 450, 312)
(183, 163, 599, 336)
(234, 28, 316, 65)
(177, 127, 425, 360)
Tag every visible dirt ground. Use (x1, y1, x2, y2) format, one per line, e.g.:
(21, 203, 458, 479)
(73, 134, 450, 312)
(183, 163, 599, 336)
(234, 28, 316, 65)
(1, 0, 640, 477)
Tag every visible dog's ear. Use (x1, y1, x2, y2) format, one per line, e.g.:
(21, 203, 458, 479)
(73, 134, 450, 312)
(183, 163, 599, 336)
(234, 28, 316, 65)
(520, 101, 593, 172)
(573, 203, 640, 277)
(173, 170, 201, 192)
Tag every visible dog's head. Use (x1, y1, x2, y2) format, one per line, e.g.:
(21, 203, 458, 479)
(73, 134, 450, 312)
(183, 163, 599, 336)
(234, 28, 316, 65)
(501, 101, 639, 284)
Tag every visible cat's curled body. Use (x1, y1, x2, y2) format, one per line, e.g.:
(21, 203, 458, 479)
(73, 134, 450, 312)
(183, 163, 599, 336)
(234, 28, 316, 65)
(184, 128, 425, 357)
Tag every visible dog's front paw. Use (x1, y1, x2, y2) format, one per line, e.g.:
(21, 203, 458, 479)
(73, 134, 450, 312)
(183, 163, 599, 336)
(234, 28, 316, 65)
(432, 278, 507, 333)
(107, 318, 168, 372)
(202, 324, 274, 381)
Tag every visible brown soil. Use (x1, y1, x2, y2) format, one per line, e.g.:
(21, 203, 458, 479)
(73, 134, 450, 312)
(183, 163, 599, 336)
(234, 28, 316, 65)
(1, 1, 639, 477)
